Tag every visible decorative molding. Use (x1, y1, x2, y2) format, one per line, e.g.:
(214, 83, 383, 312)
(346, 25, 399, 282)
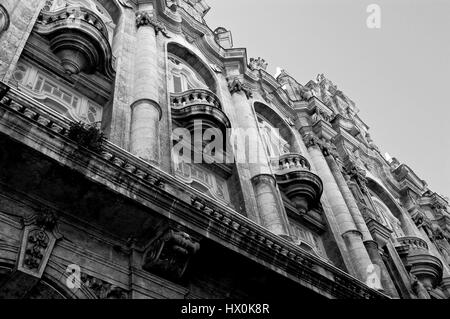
(0, 82, 388, 299)
(135, 11, 170, 37)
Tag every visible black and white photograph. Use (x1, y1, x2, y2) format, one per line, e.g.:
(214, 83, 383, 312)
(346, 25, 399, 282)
(0, 0, 449, 310)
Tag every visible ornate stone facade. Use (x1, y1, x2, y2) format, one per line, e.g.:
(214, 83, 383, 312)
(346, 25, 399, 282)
(0, 0, 448, 300)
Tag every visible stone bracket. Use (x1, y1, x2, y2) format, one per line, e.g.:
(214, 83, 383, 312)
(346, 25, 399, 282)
(142, 224, 200, 280)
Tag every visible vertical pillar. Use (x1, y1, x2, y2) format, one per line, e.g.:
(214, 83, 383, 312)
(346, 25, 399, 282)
(305, 134, 372, 282)
(228, 79, 290, 238)
(129, 11, 162, 165)
(328, 155, 399, 297)
(0, 0, 46, 81)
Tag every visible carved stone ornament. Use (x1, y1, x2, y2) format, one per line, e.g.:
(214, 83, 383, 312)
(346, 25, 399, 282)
(81, 273, 128, 299)
(17, 210, 61, 278)
(0, 4, 10, 34)
(228, 78, 253, 99)
(143, 228, 200, 280)
(135, 11, 170, 37)
(248, 57, 268, 71)
(302, 133, 338, 158)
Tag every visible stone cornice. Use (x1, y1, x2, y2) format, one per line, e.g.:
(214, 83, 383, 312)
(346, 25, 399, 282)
(0, 82, 388, 299)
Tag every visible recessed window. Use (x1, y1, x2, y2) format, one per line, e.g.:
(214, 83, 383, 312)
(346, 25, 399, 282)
(13, 61, 103, 124)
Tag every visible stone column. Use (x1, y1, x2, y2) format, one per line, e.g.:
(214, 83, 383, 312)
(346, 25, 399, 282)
(228, 79, 290, 238)
(129, 11, 162, 165)
(327, 155, 399, 297)
(0, 0, 46, 81)
(304, 134, 372, 282)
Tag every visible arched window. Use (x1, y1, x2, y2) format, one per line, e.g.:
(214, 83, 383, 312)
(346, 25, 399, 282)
(168, 55, 208, 93)
(257, 115, 290, 158)
(372, 196, 405, 238)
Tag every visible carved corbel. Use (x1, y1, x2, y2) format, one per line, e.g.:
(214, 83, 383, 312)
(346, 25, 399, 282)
(17, 209, 61, 278)
(143, 226, 200, 280)
(228, 78, 253, 99)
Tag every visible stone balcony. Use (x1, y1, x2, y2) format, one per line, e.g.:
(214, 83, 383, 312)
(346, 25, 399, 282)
(396, 236, 443, 289)
(0, 81, 388, 299)
(271, 153, 323, 213)
(34, 6, 115, 78)
(170, 89, 231, 134)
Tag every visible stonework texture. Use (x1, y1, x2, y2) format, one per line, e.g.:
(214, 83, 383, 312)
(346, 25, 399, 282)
(0, 0, 448, 300)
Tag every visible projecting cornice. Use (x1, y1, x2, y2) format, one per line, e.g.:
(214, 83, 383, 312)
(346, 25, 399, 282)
(0, 82, 388, 300)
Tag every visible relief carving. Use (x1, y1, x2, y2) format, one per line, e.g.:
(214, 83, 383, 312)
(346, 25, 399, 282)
(143, 228, 200, 280)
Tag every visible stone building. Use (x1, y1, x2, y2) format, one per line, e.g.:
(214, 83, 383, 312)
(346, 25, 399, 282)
(0, 0, 448, 299)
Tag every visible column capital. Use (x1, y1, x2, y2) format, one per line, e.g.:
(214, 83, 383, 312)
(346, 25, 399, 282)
(303, 132, 339, 159)
(135, 11, 170, 37)
(228, 77, 253, 99)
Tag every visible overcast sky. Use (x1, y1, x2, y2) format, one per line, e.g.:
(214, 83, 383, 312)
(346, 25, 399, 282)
(206, 0, 450, 199)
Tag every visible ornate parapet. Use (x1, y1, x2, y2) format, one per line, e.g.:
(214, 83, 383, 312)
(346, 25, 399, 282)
(248, 57, 268, 71)
(35, 6, 115, 78)
(396, 236, 443, 290)
(143, 227, 200, 280)
(170, 88, 231, 135)
(273, 154, 323, 213)
(171, 88, 222, 110)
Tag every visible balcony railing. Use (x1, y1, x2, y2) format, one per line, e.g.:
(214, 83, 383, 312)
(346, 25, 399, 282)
(397, 236, 429, 252)
(0, 82, 388, 299)
(37, 6, 109, 40)
(170, 89, 222, 110)
(271, 153, 311, 173)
